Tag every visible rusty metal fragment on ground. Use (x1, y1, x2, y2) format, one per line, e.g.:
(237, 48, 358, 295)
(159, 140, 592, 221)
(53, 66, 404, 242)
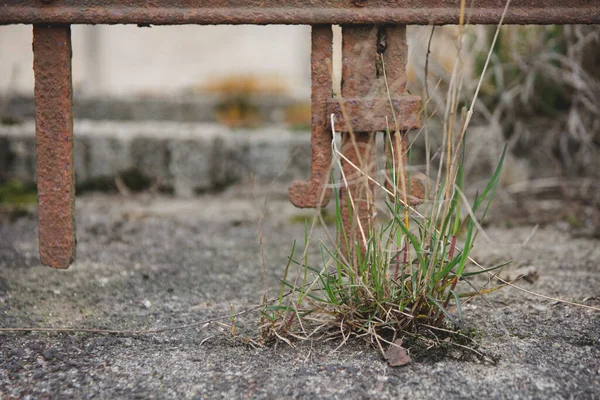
(33, 24, 76, 269)
(289, 25, 333, 209)
(2, 1, 599, 25)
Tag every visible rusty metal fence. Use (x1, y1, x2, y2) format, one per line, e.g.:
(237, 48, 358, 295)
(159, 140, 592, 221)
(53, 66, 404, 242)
(1, 1, 599, 268)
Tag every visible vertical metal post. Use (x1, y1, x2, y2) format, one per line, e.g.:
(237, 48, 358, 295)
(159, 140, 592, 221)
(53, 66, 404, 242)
(339, 26, 378, 262)
(382, 25, 409, 200)
(33, 24, 76, 269)
(289, 25, 333, 208)
(382, 26, 426, 206)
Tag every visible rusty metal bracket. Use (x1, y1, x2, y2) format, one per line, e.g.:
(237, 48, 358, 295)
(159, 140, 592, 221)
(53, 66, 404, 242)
(33, 24, 76, 269)
(289, 25, 333, 209)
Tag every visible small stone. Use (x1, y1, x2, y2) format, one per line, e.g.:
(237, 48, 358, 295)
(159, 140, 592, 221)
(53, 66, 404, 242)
(43, 347, 57, 361)
(6, 360, 21, 372)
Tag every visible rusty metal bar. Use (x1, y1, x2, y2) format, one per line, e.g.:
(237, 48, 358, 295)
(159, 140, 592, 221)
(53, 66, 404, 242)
(339, 131, 376, 260)
(33, 24, 76, 269)
(339, 25, 378, 261)
(2, 1, 600, 25)
(289, 25, 333, 209)
(380, 25, 425, 205)
(382, 24, 410, 202)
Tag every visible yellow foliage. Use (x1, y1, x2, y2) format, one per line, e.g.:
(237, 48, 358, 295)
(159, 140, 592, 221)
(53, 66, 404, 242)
(199, 74, 288, 96)
(284, 102, 311, 130)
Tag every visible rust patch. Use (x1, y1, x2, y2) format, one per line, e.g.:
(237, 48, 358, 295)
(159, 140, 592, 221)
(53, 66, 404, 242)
(289, 25, 333, 209)
(33, 24, 76, 269)
(327, 96, 421, 132)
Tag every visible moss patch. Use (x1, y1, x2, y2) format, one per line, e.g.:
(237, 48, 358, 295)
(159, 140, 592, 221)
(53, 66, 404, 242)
(0, 180, 37, 207)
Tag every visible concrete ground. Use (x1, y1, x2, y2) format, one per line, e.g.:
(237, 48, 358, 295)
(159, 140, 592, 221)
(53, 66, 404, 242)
(1, 185, 599, 399)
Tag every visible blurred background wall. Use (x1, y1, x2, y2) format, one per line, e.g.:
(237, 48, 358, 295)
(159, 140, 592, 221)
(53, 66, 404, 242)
(0, 25, 313, 97)
(0, 24, 464, 98)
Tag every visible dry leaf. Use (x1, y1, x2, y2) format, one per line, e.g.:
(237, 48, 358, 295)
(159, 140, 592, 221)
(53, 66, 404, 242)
(384, 339, 411, 367)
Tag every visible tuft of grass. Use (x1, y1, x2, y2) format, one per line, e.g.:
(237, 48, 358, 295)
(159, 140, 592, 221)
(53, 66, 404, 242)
(260, 142, 508, 352)
(200, 74, 288, 97)
(0, 179, 37, 222)
(214, 96, 262, 129)
(288, 209, 336, 226)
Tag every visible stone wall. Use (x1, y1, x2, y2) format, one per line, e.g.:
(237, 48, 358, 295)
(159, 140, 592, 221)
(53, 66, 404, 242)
(0, 121, 312, 197)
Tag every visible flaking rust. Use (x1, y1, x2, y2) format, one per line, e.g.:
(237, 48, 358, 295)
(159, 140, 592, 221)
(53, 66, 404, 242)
(33, 24, 76, 269)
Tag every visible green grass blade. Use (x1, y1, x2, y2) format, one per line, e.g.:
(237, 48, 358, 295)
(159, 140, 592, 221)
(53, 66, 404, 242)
(456, 219, 475, 277)
(279, 240, 296, 303)
(460, 260, 512, 277)
(280, 279, 327, 303)
(433, 254, 462, 281)
(451, 290, 463, 324)
(426, 294, 463, 328)
(472, 143, 507, 214)
(386, 202, 426, 269)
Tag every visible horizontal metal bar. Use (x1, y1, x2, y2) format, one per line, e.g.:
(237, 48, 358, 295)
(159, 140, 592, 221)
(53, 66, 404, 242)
(328, 96, 421, 132)
(1, 1, 599, 25)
